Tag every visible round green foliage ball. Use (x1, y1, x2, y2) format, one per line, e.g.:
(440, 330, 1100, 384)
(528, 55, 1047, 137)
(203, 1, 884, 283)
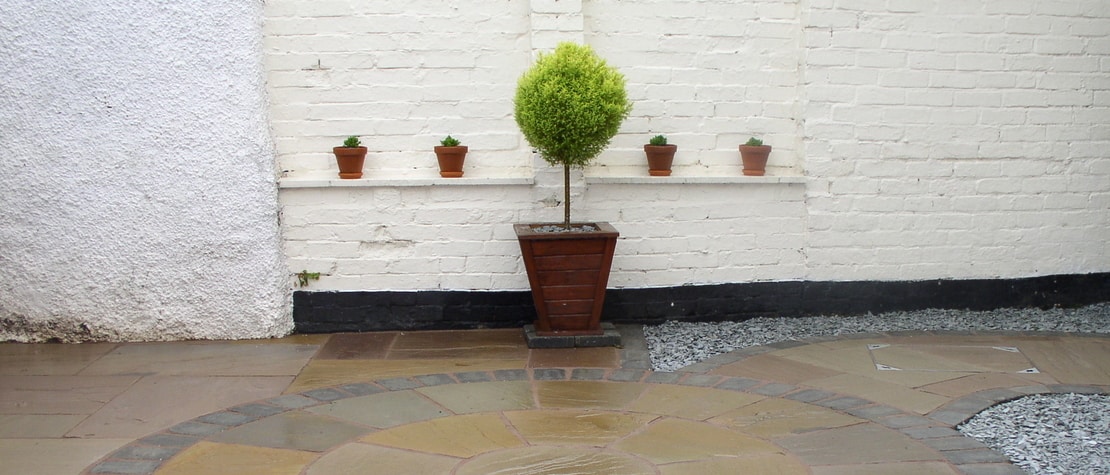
(514, 43, 633, 168)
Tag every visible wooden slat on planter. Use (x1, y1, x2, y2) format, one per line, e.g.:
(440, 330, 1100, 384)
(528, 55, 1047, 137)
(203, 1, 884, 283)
(530, 238, 608, 257)
(534, 254, 604, 271)
(540, 284, 597, 300)
(544, 299, 594, 315)
(537, 270, 600, 287)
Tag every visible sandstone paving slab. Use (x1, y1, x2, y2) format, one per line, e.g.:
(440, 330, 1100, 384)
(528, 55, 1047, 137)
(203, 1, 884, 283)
(455, 446, 653, 475)
(709, 397, 866, 438)
(709, 353, 843, 384)
(388, 329, 529, 360)
(771, 339, 975, 387)
(307, 390, 449, 428)
(0, 438, 129, 474)
(528, 347, 621, 368)
(286, 359, 523, 393)
(810, 461, 962, 475)
(658, 453, 810, 475)
(776, 423, 943, 465)
(920, 372, 1058, 398)
(358, 413, 524, 458)
(0, 343, 118, 376)
(152, 441, 316, 475)
(209, 411, 370, 452)
(79, 342, 319, 376)
(624, 383, 764, 420)
(869, 344, 1038, 373)
(805, 373, 951, 415)
(1015, 338, 1110, 385)
(0, 414, 87, 437)
(415, 380, 535, 414)
(506, 409, 657, 446)
(306, 442, 458, 475)
(0, 375, 139, 414)
(313, 332, 397, 360)
(68, 376, 291, 438)
(613, 417, 782, 464)
(535, 380, 646, 409)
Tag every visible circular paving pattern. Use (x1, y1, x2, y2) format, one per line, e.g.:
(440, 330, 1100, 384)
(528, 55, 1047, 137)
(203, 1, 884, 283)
(82, 366, 1046, 475)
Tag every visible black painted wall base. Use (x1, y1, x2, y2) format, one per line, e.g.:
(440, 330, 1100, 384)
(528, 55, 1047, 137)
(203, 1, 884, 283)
(293, 272, 1110, 333)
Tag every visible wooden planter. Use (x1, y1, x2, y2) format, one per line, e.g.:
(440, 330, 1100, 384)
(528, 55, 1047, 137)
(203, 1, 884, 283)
(514, 222, 619, 336)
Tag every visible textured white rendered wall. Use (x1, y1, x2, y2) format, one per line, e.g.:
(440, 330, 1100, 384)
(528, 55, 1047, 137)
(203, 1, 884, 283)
(0, 1, 291, 341)
(803, 0, 1110, 281)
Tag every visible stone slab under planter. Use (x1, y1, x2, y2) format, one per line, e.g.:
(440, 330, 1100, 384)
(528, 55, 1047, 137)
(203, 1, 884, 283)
(523, 323, 622, 348)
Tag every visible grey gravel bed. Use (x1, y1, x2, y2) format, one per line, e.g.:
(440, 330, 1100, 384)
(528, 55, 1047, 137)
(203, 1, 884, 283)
(959, 393, 1110, 475)
(643, 303, 1110, 474)
(644, 303, 1110, 372)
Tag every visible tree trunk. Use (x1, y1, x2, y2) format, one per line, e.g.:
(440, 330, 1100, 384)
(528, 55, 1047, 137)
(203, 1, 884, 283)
(563, 163, 571, 228)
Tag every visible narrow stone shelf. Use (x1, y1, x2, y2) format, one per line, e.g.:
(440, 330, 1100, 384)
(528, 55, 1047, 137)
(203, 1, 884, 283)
(278, 170, 535, 188)
(584, 166, 806, 185)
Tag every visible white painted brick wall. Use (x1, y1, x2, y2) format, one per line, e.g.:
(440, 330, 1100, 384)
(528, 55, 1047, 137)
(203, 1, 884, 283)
(274, 0, 1108, 291)
(804, 0, 1109, 281)
(265, 0, 533, 176)
(585, 0, 803, 174)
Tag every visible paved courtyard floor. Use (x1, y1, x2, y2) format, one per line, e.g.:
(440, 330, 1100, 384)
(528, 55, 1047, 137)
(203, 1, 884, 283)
(0, 326, 1107, 474)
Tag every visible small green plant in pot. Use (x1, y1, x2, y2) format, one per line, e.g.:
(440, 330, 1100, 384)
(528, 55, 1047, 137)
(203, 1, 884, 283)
(739, 136, 771, 176)
(644, 134, 677, 176)
(333, 135, 367, 179)
(512, 42, 633, 341)
(434, 135, 468, 178)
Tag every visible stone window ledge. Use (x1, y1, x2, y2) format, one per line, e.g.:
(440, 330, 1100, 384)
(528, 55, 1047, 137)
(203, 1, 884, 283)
(278, 170, 535, 188)
(584, 166, 805, 185)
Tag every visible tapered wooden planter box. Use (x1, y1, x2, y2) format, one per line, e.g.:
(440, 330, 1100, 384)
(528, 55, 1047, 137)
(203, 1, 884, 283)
(514, 222, 619, 336)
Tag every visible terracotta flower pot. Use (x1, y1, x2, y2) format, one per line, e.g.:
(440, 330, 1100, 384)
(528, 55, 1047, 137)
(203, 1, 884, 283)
(333, 146, 367, 179)
(739, 145, 771, 176)
(515, 222, 619, 336)
(434, 145, 468, 178)
(643, 144, 677, 176)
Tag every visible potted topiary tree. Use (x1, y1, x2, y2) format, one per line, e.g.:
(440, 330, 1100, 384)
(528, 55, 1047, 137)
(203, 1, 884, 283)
(333, 135, 367, 179)
(434, 135, 467, 177)
(739, 137, 770, 176)
(513, 42, 633, 339)
(643, 134, 677, 176)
